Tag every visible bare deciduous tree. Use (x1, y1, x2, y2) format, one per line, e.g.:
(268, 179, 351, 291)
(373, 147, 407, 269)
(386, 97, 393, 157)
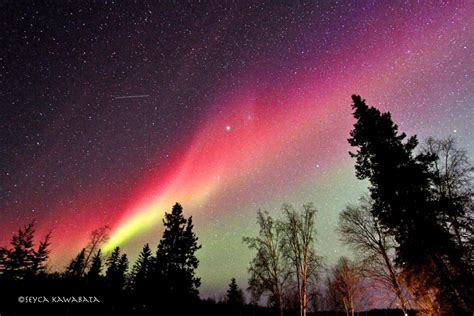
(81, 225, 110, 275)
(323, 273, 344, 312)
(281, 203, 322, 316)
(338, 196, 410, 314)
(329, 257, 365, 316)
(243, 210, 289, 316)
(424, 136, 474, 266)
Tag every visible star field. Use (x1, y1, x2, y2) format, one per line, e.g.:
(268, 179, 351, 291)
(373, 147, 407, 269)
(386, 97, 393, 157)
(0, 1, 472, 298)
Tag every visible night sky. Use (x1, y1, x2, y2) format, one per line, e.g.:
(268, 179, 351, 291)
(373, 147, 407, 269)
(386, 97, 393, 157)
(1, 2, 472, 298)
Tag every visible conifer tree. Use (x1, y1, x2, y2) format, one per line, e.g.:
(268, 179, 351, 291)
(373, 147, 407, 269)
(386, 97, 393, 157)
(105, 247, 121, 276)
(105, 247, 128, 291)
(118, 254, 129, 281)
(30, 232, 51, 276)
(155, 203, 201, 305)
(0, 222, 51, 279)
(87, 249, 103, 281)
(227, 278, 244, 306)
(131, 243, 152, 289)
(65, 248, 86, 278)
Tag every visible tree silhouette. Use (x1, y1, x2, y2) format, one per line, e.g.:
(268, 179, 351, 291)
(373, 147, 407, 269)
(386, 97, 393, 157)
(105, 247, 120, 275)
(65, 248, 86, 278)
(118, 254, 129, 280)
(348, 95, 472, 312)
(84, 249, 105, 312)
(86, 249, 103, 281)
(338, 196, 410, 314)
(131, 243, 152, 291)
(82, 225, 110, 275)
(243, 210, 289, 316)
(423, 137, 474, 267)
(227, 278, 244, 306)
(131, 243, 152, 285)
(129, 243, 153, 311)
(154, 203, 201, 308)
(30, 232, 51, 276)
(0, 221, 51, 279)
(105, 247, 128, 291)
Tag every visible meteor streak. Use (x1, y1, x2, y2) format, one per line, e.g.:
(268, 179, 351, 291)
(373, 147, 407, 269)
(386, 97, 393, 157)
(113, 95, 150, 100)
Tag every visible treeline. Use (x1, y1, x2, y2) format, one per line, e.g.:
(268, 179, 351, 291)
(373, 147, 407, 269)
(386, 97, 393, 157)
(0, 203, 204, 315)
(242, 96, 473, 316)
(0, 204, 284, 316)
(0, 95, 472, 316)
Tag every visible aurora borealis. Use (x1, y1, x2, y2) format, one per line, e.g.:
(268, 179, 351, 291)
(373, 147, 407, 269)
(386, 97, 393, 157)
(1, 2, 472, 297)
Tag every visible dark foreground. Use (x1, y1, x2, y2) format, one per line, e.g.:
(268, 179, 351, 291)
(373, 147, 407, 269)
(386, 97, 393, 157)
(0, 278, 416, 316)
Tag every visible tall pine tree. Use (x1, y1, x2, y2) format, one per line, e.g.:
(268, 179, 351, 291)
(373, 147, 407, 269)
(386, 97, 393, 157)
(30, 232, 51, 276)
(227, 278, 244, 306)
(87, 249, 103, 281)
(131, 243, 152, 289)
(105, 247, 128, 291)
(130, 243, 153, 311)
(154, 203, 201, 307)
(348, 95, 472, 312)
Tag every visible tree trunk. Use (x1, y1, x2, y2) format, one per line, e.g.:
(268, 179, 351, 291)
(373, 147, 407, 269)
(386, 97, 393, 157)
(277, 285, 283, 316)
(379, 245, 408, 314)
(302, 284, 307, 316)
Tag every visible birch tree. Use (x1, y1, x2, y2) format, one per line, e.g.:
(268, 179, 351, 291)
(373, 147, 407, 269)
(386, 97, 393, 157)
(243, 210, 289, 316)
(330, 257, 364, 316)
(281, 203, 321, 316)
(338, 196, 410, 314)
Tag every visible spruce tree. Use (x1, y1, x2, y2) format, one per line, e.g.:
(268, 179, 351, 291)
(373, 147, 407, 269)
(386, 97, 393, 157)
(105, 247, 127, 291)
(2, 222, 35, 279)
(118, 254, 129, 282)
(105, 246, 119, 286)
(0, 222, 51, 279)
(87, 249, 103, 281)
(105, 247, 120, 274)
(30, 232, 51, 276)
(131, 243, 152, 289)
(227, 278, 244, 306)
(130, 244, 153, 310)
(66, 249, 85, 277)
(65, 248, 86, 278)
(155, 203, 201, 305)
